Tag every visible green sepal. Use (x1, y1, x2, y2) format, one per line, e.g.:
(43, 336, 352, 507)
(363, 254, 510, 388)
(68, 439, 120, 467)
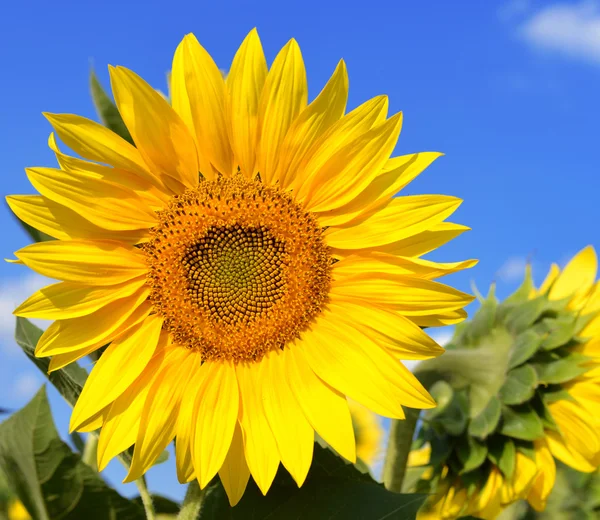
(499, 403, 545, 441)
(532, 352, 590, 384)
(423, 381, 454, 421)
(456, 436, 488, 474)
(540, 314, 579, 351)
(428, 434, 455, 469)
(503, 265, 534, 305)
(90, 69, 133, 144)
(531, 393, 559, 432)
(543, 385, 575, 404)
(465, 286, 497, 343)
(468, 396, 501, 439)
(504, 296, 547, 334)
(487, 437, 516, 480)
(508, 330, 543, 369)
(498, 364, 538, 405)
(434, 391, 469, 436)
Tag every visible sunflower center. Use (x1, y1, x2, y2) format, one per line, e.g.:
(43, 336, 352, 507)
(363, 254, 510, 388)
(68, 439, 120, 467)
(183, 225, 286, 324)
(144, 176, 332, 363)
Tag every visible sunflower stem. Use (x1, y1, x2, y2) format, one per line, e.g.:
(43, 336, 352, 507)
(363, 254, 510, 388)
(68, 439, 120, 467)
(135, 476, 156, 520)
(81, 433, 98, 471)
(382, 407, 420, 492)
(177, 480, 207, 520)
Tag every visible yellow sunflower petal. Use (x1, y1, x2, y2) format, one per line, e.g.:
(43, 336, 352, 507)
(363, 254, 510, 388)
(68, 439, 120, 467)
(236, 362, 280, 494)
(25, 167, 157, 231)
(256, 39, 307, 185)
(325, 195, 462, 250)
(301, 112, 403, 213)
(14, 277, 147, 320)
(226, 28, 268, 179)
(327, 298, 444, 360)
(35, 289, 150, 357)
(70, 314, 164, 432)
(48, 133, 169, 209)
(302, 318, 435, 418)
(285, 347, 356, 462)
(527, 440, 556, 511)
(192, 361, 239, 488)
(47, 305, 155, 373)
(43, 113, 155, 183)
(15, 239, 147, 285)
(171, 34, 233, 176)
(331, 274, 474, 316)
(175, 371, 204, 484)
(96, 347, 178, 471)
(218, 423, 251, 507)
(333, 253, 477, 281)
(316, 152, 442, 227)
(410, 309, 468, 327)
(109, 65, 198, 191)
(277, 59, 348, 189)
(547, 399, 600, 471)
(549, 246, 597, 301)
(290, 95, 388, 196)
(261, 348, 314, 487)
(6, 195, 148, 244)
(126, 347, 198, 482)
(341, 221, 469, 259)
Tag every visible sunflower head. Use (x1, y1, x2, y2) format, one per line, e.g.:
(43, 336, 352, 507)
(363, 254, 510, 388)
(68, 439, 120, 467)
(409, 246, 600, 519)
(8, 29, 475, 506)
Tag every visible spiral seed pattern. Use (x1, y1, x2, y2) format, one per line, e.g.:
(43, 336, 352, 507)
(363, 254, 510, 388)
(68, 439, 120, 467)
(143, 176, 332, 363)
(183, 225, 286, 325)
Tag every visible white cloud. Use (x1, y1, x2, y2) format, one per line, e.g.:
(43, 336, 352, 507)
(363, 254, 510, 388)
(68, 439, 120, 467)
(0, 274, 50, 356)
(520, 1, 600, 64)
(497, 256, 528, 282)
(11, 372, 42, 400)
(498, 0, 531, 22)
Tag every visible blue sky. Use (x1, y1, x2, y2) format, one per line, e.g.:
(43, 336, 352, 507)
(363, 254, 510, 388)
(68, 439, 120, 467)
(1, 0, 599, 503)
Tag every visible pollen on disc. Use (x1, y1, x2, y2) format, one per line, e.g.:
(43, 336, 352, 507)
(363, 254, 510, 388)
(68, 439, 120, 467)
(144, 176, 332, 363)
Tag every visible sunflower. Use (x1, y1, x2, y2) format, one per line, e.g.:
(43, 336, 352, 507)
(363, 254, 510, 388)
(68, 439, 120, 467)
(8, 29, 475, 505)
(408, 246, 600, 519)
(533, 246, 600, 475)
(348, 400, 384, 467)
(410, 441, 555, 519)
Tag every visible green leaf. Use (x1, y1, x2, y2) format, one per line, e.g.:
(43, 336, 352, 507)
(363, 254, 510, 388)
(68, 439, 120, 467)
(456, 437, 488, 474)
(201, 444, 426, 519)
(533, 352, 590, 384)
(487, 437, 516, 480)
(90, 69, 133, 144)
(468, 396, 501, 439)
(499, 364, 538, 405)
(508, 330, 543, 369)
(500, 404, 545, 441)
(15, 318, 88, 407)
(0, 387, 144, 520)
